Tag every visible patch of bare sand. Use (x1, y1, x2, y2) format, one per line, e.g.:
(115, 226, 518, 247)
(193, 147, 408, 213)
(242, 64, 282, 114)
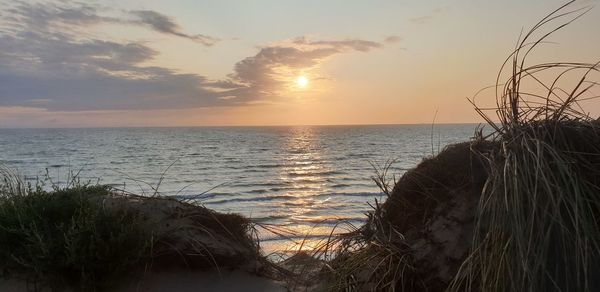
(116, 270, 286, 292)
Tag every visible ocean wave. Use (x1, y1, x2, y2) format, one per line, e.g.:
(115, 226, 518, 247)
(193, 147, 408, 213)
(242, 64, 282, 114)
(312, 192, 383, 199)
(331, 183, 351, 188)
(48, 164, 68, 168)
(285, 170, 344, 177)
(347, 153, 372, 158)
(246, 189, 268, 194)
(267, 186, 320, 193)
(182, 191, 383, 206)
(172, 192, 233, 201)
(253, 163, 286, 169)
(289, 216, 366, 224)
(259, 234, 332, 242)
(257, 223, 363, 242)
(203, 194, 297, 205)
(250, 214, 290, 222)
(229, 182, 283, 188)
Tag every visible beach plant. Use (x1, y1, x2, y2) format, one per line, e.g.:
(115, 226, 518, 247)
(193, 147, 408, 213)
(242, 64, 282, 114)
(0, 167, 153, 291)
(0, 165, 270, 291)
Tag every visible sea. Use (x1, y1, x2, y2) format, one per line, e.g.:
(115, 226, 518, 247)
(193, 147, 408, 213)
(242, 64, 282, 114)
(0, 124, 479, 253)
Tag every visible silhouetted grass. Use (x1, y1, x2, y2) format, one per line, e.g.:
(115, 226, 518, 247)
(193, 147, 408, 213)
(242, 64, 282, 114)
(450, 2, 600, 291)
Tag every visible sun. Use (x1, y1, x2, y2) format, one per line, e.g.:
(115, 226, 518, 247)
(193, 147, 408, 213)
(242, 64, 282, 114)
(296, 75, 308, 88)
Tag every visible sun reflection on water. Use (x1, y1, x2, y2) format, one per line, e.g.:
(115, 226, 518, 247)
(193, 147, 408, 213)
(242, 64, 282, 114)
(269, 127, 348, 254)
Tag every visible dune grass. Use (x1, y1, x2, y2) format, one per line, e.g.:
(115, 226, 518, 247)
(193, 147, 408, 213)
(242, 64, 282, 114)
(0, 167, 266, 291)
(0, 167, 153, 291)
(449, 2, 600, 291)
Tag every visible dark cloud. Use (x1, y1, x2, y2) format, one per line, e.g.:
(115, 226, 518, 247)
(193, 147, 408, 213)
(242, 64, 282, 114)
(0, 69, 225, 111)
(0, 32, 226, 110)
(0, 1, 227, 111)
(2, 1, 218, 45)
(3, 1, 110, 29)
(0, 31, 156, 75)
(129, 10, 218, 46)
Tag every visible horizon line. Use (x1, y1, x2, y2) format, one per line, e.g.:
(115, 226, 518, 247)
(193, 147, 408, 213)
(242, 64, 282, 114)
(0, 122, 494, 130)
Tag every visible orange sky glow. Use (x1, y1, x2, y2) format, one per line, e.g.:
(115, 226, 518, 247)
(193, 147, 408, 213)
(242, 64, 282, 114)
(1, 0, 599, 128)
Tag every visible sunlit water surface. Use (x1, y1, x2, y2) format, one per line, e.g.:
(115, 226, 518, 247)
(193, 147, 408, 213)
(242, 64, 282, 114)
(0, 125, 478, 253)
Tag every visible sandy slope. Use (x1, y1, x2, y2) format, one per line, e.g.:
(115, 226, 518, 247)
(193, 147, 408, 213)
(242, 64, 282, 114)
(0, 270, 286, 292)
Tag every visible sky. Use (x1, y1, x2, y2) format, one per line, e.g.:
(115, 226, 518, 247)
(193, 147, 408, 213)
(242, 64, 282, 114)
(0, 0, 599, 128)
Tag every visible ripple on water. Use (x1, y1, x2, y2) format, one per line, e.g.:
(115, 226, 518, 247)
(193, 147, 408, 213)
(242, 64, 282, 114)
(0, 125, 478, 253)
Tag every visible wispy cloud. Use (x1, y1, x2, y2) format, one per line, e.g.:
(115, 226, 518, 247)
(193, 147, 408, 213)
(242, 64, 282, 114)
(409, 15, 434, 25)
(3, 1, 219, 45)
(3, 1, 112, 29)
(129, 10, 219, 46)
(384, 35, 402, 44)
(410, 6, 451, 24)
(221, 36, 385, 103)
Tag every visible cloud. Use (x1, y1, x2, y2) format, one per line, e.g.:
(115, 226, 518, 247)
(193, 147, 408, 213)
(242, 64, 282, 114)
(221, 37, 384, 102)
(0, 1, 227, 111)
(0, 36, 225, 111)
(0, 31, 156, 75)
(384, 35, 402, 44)
(291, 37, 383, 51)
(410, 6, 450, 24)
(3, 1, 111, 29)
(2, 1, 218, 45)
(129, 10, 219, 46)
(409, 15, 433, 25)
(0, 1, 388, 111)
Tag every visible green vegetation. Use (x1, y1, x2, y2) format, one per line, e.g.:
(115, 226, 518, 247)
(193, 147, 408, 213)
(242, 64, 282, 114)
(0, 168, 265, 291)
(0, 168, 152, 290)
